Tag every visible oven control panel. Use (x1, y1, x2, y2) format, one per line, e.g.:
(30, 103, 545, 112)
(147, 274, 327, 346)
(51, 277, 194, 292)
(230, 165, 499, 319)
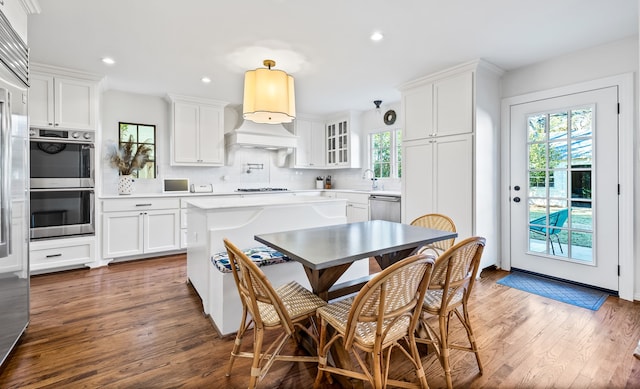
(29, 128, 94, 143)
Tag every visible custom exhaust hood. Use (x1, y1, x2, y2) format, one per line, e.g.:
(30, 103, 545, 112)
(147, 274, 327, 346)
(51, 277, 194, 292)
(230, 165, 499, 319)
(225, 118, 297, 166)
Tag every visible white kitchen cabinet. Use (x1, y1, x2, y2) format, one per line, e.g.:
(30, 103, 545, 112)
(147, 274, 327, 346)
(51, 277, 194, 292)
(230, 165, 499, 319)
(102, 198, 180, 259)
(402, 69, 473, 142)
(29, 72, 98, 130)
(292, 118, 325, 168)
(325, 191, 369, 223)
(400, 59, 502, 269)
(403, 134, 472, 235)
(168, 95, 227, 166)
(325, 112, 361, 168)
(346, 202, 369, 223)
(30, 236, 96, 272)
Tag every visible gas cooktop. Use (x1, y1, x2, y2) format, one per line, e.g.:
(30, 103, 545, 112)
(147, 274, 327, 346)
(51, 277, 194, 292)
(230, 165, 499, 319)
(236, 188, 288, 192)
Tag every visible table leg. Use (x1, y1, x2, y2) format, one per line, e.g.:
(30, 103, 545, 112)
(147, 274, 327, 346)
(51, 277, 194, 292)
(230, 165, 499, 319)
(303, 263, 364, 388)
(374, 247, 417, 269)
(303, 263, 353, 301)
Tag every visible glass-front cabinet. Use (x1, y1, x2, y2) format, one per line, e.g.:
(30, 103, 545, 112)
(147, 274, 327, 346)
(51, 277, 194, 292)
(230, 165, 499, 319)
(325, 112, 360, 168)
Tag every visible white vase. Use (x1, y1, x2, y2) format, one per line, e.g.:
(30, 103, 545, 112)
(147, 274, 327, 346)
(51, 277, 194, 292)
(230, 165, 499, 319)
(118, 175, 134, 195)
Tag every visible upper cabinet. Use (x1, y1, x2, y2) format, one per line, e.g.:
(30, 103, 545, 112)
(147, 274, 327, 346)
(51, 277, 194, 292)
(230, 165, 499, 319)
(29, 69, 100, 131)
(325, 111, 360, 169)
(292, 117, 325, 168)
(402, 70, 473, 141)
(167, 94, 227, 166)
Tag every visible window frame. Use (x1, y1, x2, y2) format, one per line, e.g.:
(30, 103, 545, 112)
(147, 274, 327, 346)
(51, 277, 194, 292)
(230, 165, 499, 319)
(368, 127, 402, 179)
(118, 122, 157, 179)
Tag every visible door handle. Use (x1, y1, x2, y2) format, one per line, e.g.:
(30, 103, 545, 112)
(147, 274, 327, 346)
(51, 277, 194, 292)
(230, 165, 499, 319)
(513, 197, 521, 203)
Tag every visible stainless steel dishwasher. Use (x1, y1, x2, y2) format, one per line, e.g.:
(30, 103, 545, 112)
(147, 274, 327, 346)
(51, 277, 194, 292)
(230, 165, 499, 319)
(369, 194, 401, 222)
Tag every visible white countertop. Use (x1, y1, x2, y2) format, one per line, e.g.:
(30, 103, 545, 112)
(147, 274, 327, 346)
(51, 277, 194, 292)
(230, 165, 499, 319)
(186, 195, 347, 210)
(100, 189, 400, 199)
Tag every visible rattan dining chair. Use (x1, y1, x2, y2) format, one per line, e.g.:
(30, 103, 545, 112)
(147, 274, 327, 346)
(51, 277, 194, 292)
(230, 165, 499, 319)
(416, 236, 486, 389)
(410, 213, 457, 257)
(223, 238, 327, 389)
(314, 253, 435, 389)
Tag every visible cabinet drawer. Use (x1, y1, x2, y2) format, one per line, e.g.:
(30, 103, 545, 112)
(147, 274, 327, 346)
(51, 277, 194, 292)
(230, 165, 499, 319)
(102, 197, 180, 212)
(31, 238, 95, 270)
(336, 192, 370, 205)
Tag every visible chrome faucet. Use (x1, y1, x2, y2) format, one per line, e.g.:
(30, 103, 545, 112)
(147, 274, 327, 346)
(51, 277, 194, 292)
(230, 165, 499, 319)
(362, 169, 379, 190)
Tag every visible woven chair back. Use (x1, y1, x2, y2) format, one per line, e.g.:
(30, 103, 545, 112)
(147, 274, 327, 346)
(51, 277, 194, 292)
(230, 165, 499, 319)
(224, 238, 293, 331)
(428, 236, 486, 309)
(410, 213, 457, 255)
(344, 253, 434, 348)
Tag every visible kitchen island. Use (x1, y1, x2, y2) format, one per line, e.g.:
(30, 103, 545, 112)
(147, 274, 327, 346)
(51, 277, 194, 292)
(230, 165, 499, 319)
(185, 195, 370, 335)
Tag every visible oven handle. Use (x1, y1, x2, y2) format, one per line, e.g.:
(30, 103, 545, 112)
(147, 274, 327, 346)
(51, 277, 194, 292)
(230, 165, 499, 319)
(30, 188, 95, 192)
(0, 87, 11, 257)
(30, 138, 93, 145)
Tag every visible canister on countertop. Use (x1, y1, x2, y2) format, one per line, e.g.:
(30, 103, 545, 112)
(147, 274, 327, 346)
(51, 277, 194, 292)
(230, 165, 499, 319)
(325, 175, 332, 189)
(316, 176, 324, 189)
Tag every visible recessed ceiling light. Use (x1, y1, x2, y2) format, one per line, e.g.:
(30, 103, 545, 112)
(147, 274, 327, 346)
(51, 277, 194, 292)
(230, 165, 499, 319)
(101, 57, 115, 65)
(370, 31, 384, 42)
(201, 77, 212, 84)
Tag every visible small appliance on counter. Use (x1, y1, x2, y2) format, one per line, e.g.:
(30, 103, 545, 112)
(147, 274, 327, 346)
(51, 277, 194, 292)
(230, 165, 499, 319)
(325, 175, 332, 189)
(190, 183, 214, 193)
(163, 178, 189, 193)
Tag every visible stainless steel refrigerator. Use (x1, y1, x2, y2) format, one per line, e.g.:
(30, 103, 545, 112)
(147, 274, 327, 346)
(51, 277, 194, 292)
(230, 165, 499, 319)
(0, 11, 30, 367)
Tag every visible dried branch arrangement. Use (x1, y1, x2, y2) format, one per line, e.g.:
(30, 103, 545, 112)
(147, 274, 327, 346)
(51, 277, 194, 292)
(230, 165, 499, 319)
(106, 135, 152, 175)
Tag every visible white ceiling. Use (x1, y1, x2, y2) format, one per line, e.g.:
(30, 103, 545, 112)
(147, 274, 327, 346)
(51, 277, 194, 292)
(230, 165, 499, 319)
(27, 0, 638, 116)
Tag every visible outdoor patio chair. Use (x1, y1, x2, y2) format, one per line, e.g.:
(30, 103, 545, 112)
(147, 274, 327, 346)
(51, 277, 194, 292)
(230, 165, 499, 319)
(529, 208, 569, 255)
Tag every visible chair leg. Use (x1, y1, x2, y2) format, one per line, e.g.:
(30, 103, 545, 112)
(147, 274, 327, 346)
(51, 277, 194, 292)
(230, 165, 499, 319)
(459, 303, 483, 374)
(372, 348, 383, 389)
(554, 234, 564, 254)
(313, 318, 328, 389)
(438, 313, 453, 389)
(248, 326, 265, 389)
(227, 306, 249, 377)
(407, 333, 430, 389)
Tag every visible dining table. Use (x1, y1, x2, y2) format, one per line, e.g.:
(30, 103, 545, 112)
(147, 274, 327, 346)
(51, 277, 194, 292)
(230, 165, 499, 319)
(255, 220, 457, 388)
(254, 219, 458, 301)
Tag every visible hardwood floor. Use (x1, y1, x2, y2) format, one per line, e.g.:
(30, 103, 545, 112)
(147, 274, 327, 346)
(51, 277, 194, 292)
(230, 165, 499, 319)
(1, 254, 639, 388)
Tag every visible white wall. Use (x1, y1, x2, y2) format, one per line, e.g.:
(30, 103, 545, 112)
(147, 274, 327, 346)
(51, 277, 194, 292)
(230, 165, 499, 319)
(502, 36, 638, 98)
(501, 35, 639, 299)
(99, 90, 327, 195)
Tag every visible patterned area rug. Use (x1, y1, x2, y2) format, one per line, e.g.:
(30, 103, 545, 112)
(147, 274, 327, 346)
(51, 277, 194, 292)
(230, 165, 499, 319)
(497, 271, 609, 310)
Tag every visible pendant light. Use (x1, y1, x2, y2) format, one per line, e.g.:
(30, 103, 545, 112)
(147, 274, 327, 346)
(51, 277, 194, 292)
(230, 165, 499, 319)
(243, 59, 296, 124)
(373, 100, 382, 115)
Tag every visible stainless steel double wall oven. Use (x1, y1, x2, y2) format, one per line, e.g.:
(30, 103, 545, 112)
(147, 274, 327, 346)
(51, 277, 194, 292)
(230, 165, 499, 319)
(29, 128, 95, 240)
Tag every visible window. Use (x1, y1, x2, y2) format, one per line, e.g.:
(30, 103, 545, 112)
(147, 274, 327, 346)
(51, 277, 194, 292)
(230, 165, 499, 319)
(369, 129, 402, 178)
(119, 122, 156, 179)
